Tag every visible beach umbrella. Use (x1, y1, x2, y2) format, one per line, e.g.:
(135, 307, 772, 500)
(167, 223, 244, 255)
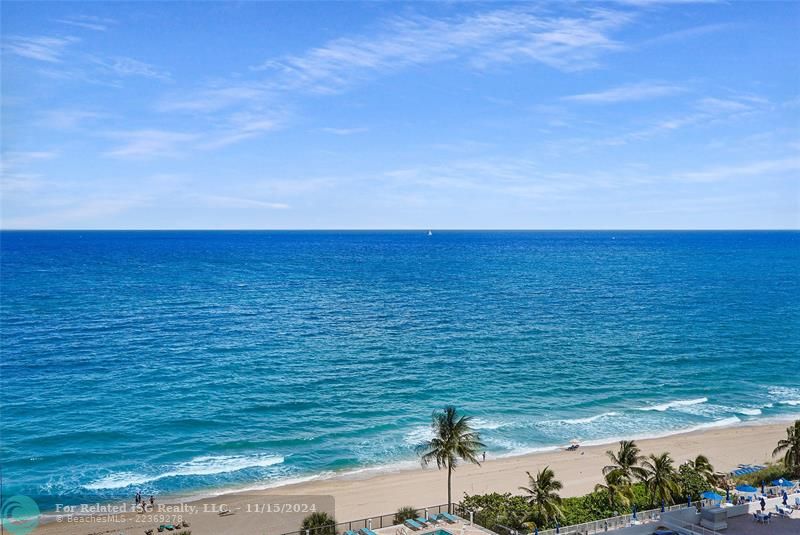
(701, 491, 723, 502)
(736, 485, 757, 493)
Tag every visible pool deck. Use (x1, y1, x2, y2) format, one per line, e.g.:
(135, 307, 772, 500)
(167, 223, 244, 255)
(374, 517, 498, 535)
(723, 510, 800, 535)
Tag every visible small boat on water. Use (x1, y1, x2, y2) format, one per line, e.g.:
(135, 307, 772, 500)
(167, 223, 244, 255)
(428, 230, 432, 236)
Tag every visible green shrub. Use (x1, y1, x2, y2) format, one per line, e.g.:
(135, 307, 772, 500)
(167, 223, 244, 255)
(734, 463, 790, 487)
(678, 464, 709, 502)
(394, 506, 418, 524)
(300, 511, 337, 535)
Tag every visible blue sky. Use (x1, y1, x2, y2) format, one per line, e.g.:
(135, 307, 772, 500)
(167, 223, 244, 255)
(1, 1, 798, 229)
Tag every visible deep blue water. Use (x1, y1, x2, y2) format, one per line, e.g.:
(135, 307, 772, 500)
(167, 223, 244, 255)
(1, 231, 799, 508)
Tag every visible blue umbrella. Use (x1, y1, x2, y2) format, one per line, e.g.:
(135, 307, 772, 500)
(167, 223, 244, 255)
(701, 491, 723, 502)
(661, 499, 665, 513)
(736, 485, 758, 493)
(773, 479, 795, 488)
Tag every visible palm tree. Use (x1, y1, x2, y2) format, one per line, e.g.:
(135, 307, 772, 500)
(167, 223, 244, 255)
(642, 452, 680, 506)
(603, 440, 647, 483)
(519, 466, 564, 527)
(773, 420, 800, 474)
(685, 454, 715, 486)
(416, 406, 485, 512)
(595, 468, 634, 510)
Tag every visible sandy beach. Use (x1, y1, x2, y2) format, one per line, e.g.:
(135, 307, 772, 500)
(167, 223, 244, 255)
(33, 420, 793, 535)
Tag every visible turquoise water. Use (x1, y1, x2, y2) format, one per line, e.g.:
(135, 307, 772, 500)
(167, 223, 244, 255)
(1, 231, 799, 509)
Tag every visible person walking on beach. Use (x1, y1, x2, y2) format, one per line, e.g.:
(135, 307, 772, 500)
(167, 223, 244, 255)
(150, 495, 155, 508)
(482, 451, 486, 462)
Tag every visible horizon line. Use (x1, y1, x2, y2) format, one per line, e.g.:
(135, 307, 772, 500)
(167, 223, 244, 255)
(1, 228, 799, 232)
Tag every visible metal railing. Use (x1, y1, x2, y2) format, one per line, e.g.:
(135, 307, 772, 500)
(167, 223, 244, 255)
(280, 503, 456, 535)
(527, 503, 693, 535)
(662, 519, 719, 535)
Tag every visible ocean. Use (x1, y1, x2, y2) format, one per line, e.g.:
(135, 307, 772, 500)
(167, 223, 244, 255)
(1, 231, 799, 509)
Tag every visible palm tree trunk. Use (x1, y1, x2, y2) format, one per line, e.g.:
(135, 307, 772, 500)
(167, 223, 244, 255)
(447, 462, 452, 513)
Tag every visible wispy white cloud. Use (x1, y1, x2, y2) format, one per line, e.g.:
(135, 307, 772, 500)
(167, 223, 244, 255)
(192, 194, 289, 210)
(93, 56, 170, 80)
(54, 15, 117, 32)
(251, 6, 633, 94)
(320, 127, 368, 136)
(596, 93, 769, 145)
(563, 81, 686, 103)
(158, 86, 268, 113)
(200, 112, 283, 149)
(36, 109, 106, 129)
(2, 35, 78, 62)
(673, 157, 800, 183)
(105, 130, 199, 158)
(642, 22, 738, 46)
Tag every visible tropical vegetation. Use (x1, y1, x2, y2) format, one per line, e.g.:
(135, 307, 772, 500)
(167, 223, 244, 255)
(394, 506, 419, 524)
(519, 466, 565, 528)
(300, 512, 337, 535)
(417, 405, 485, 512)
(458, 439, 729, 532)
(641, 452, 680, 505)
(603, 440, 647, 484)
(773, 420, 800, 475)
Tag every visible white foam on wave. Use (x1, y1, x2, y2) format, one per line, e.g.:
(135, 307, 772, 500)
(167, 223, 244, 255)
(559, 412, 620, 425)
(767, 387, 800, 406)
(578, 416, 742, 448)
(735, 407, 763, 416)
(85, 454, 284, 490)
(638, 397, 708, 412)
(403, 425, 434, 446)
(472, 417, 507, 430)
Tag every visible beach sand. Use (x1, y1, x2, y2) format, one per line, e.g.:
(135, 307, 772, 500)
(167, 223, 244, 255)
(32, 421, 792, 535)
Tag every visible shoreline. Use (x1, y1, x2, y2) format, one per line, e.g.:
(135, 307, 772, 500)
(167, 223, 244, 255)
(126, 414, 800, 505)
(33, 418, 796, 534)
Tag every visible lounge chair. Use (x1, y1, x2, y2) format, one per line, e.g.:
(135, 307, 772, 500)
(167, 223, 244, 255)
(415, 517, 429, 526)
(404, 519, 424, 530)
(427, 514, 441, 524)
(345, 530, 358, 535)
(440, 513, 458, 523)
(361, 529, 379, 535)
